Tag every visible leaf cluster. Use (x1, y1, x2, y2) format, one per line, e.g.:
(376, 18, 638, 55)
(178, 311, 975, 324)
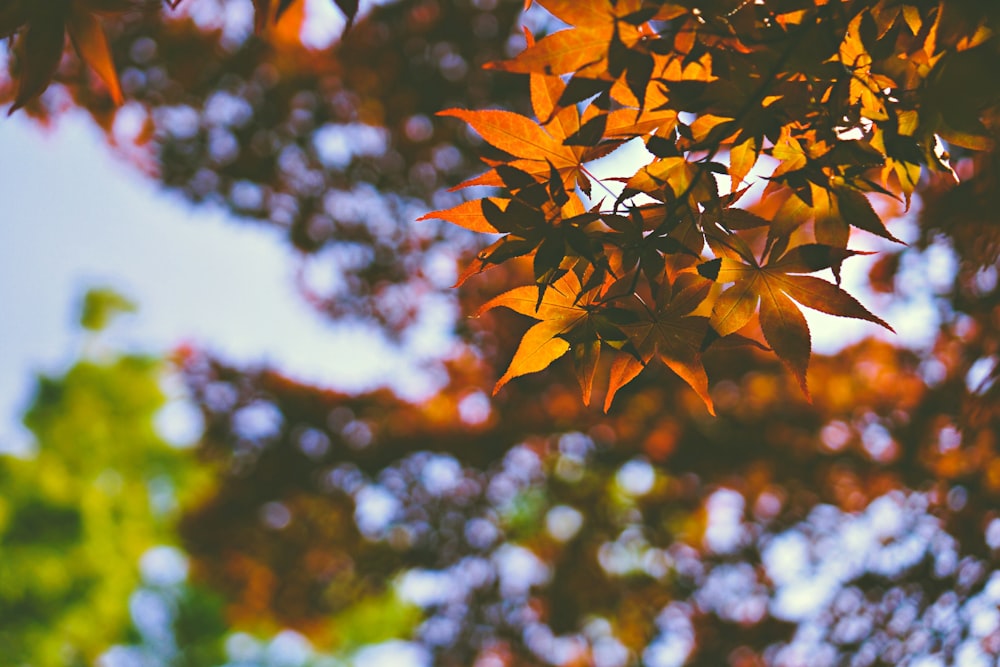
(426, 0, 999, 412)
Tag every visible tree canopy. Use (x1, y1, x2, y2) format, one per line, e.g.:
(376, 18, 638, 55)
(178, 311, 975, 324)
(1, 0, 999, 666)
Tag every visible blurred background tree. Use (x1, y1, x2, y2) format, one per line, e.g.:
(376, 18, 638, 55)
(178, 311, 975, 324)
(0, 1, 998, 666)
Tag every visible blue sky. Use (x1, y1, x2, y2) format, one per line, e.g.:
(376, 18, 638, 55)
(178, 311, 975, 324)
(0, 111, 452, 453)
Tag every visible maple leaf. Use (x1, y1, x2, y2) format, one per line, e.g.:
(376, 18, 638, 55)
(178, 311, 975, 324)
(442, 107, 576, 169)
(601, 206, 703, 294)
(836, 11, 896, 122)
(426, 166, 598, 290)
(605, 274, 715, 414)
(834, 187, 903, 244)
(416, 198, 502, 234)
(479, 271, 615, 403)
(728, 136, 758, 192)
(698, 242, 894, 397)
(430, 74, 625, 291)
(488, 0, 684, 77)
(440, 74, 618, 193)
(5, 0, 130, 114)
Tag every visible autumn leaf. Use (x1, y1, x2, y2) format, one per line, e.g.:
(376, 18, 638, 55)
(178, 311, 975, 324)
(6, 0, 132, 113)
(479, 272, 594, 396)
(728, 136, 758, 192)
(489, 0, 684, 77)
(835, 188, 903, 243)
(430, 76, 622, 292)
(9, 10, 65, 114)
(492, 26, 609, 77)
(837, 11, 896, 121)
(699, 243, 894, 396)
(492, 318, 572, 395)
(66, 7, 122, 104)
(417, 198, 501, 234)
(605, 274, 715, 414)
(440, 108, 573, 166)
(439, 91, 615, 192)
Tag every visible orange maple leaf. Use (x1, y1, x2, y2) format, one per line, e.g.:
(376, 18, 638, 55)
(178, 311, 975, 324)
(699, 242, 894, 396)
(489, 0, 685, 76)
(479, 271, 608, 400)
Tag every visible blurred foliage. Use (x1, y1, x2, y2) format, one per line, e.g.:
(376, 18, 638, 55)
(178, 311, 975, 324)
(0, 1, 998, 666)
(172, 312, 998, 665)
(80, 286, 138, 331)
(0, 351, 195, 665)
(108, 577, 230, 667)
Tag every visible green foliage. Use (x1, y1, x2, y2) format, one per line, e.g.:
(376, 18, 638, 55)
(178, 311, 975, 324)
(330, 589, 422, 653)
(79, 286, 137, 332)
(112, 578, 229, 667)
(0, 354, 193, 666)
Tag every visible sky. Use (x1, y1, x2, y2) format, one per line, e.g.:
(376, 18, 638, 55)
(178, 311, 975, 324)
(0, 111, 452, 454)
